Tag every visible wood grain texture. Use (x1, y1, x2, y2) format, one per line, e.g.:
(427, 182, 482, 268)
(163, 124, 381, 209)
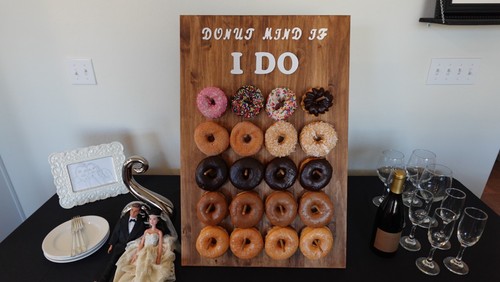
(180, 15, 350, 268)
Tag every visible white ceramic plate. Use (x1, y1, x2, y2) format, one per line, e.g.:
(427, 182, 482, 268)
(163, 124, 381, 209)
(43, 234, 108, 263)
(42, 215, 109, 260)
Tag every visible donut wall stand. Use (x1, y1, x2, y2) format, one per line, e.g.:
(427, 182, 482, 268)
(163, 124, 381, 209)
(180, 15, 350, 268)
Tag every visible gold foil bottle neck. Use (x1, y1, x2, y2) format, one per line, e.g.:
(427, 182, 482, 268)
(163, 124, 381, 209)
(390, 169, 405, 194)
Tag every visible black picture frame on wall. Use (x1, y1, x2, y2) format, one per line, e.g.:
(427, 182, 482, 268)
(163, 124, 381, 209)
(420, 0, 500, 25)
(438, 0, 500, 18)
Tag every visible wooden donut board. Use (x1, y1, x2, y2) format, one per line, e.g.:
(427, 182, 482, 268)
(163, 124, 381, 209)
(180, 15, 350, 268)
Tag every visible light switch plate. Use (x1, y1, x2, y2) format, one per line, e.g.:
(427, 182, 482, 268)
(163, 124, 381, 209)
(68, 58, 97, 85)
(426, 58, 480, 85)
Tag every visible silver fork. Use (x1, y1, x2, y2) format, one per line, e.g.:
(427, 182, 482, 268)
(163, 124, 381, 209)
(75, 216, 86, 253)
(70, 217, 78, 256)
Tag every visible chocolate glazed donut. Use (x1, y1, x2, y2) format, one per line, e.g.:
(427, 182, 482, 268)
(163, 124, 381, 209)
(264, 157, 298, 191)
(229, 157, 264, 191)
(195, 156, 229, 191)
(299, 158, 333, 191)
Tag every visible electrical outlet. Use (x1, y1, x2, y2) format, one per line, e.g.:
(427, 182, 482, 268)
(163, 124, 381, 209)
(68, 58, 97, 85)
(426, 58, 480, 85)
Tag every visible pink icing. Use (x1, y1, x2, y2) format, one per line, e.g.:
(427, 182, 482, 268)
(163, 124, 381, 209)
(196, 87, 228, 119)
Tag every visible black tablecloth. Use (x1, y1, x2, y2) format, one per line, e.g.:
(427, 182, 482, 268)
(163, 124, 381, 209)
(1, 176, 499, 281)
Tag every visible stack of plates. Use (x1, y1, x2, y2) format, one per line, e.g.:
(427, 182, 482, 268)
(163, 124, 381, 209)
(42, 215, 109, 263)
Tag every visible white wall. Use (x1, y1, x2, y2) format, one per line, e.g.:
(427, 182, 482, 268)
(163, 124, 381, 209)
(1, 0, 499, 220)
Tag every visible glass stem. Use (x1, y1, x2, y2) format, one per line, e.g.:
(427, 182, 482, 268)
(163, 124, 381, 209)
(408, 225, 417, 240)
(455, 245, 467, 262)
(426, 247, 436, 263)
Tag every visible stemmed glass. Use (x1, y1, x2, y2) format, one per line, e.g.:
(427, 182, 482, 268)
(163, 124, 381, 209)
(399, 189, 434, 251)
(403, 149, 436, 207)
(438, 188, 466, 250)
(415, 207, 457, 276)
(443, 207, 488, 275)
(418, 164, 453, 228)
(372, 149, 405, 207)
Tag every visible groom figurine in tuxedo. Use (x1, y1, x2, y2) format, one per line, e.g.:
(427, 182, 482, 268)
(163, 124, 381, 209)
(96, 203, 146, 282)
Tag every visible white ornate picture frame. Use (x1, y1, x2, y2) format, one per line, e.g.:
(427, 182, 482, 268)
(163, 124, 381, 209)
(48, 142, 128, 208)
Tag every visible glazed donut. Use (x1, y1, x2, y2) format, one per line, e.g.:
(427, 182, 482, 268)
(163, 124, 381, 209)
(194, 121, 229, 156)
(301, 87, 333, 117)
(196, 86, 228, 119)
(264, 157, 298, 191)
(264, 121, 298, 157)
(196, 225, 229, 259)
(299, 226, 334, 260)
(299, 121, 338, 157)
(299, 158, 333, 191)
(298, 191, 334, 227)
(229, 191, 264, 228)
(231, 85, 264, 118)
(195, 156, 228, 191)
(230, 121, 263, 156)
(264, 226, 299, 260)
(196, 191, 228, 226)
(229, 157, 264, 191)
(229, 228, 264, 259)
(265, 191, 297, 227)
(265, 87, 297, 121)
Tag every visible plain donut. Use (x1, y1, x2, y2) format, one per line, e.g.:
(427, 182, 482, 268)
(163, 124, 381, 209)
(229, 228, 264, 259)
(194, 121, 230, 156)
(196, 225, 229, 259)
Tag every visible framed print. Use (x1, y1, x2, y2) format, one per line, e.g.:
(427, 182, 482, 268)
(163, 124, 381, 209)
(48, 141, 128, 208)
(441, 0, 500, 17)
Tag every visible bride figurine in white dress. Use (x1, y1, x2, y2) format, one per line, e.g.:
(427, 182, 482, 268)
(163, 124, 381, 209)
(113, 210, 176, 282)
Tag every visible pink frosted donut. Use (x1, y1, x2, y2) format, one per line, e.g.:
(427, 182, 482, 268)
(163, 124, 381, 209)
(266, 87, 297, 121)
(197, 87, 228, 119)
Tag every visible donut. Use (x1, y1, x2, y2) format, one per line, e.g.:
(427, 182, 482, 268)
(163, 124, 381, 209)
(194, 121, 229, 156)
(229, 157, 264, 191)
(264, 157, 298, 191)
(195, 156, 228, 191)
(231, 85, 264, 118)
(264, 121, 298, 157)
(299, 121, 338, 157)
(265, 87, 297, 121)
(229, 191, 264, 228)
(301, 87, 333, 117)
(299, 226, 334, 260)
(264, 226, 299, 260)
(298, 191, 334, 227)
(229, 228, 264, 259)
(230, 121, 263, 156)
(196, 86, 228, 119)
(196, 225, 229, 259)
(265, 191, 297, 227)
(299, 158, 333, 191)
(196, 191, 228, 226)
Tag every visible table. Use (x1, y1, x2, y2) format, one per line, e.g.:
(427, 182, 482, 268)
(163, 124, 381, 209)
(1, 176, 499, 281)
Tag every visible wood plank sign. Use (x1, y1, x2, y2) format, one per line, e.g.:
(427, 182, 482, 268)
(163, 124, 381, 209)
(180, 15, 350, 268)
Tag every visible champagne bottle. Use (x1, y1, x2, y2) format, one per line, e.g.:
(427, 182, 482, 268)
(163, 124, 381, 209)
(370, 168, 406, 257)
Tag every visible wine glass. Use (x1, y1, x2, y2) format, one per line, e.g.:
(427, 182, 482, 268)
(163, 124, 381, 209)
(417, 164, 452, 228)
(399, 189, 434, 251)
(403, 149, 436, 207)
(415, 207, 457, 276)
(438, 188, 466, 250)
(372, 149, 405, 207)
(419, 164, 453, 202)
(443, 207, 488, 275)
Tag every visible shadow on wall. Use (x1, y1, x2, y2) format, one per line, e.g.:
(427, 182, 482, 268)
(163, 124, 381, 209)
(82, 130, 172, 175)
